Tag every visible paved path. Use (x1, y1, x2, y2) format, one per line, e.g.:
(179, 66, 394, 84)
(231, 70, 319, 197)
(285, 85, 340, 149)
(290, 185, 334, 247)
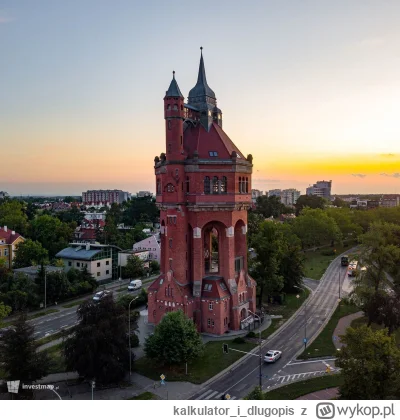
(296, 387, 339, 400)
(332, 311, 364, 350)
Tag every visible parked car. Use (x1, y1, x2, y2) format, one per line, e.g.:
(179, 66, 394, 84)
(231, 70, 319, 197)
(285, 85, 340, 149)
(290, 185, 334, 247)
(264, 350, 282, 363)
(92, 290, 112, 302)
(128, 279, 142, 291)
(0, 327, 15, 338)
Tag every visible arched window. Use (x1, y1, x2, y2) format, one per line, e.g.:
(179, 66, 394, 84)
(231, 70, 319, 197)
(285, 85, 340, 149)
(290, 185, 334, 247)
(181, 105, 183, 111)
(156, 179, 161, 194)
(212, 176, 219, 194)
(168, 120, 171, 130)
(204, 176, 210, 194)
(173, 104, 178, 110)
(169, 238, 172, 248)
(153, 310, 156, 318)
(220, 176, 227, 193)
(238, 177, 242, 193)
(186, 176, 190, 193)
(245, 177, 249, 193)
(168, 143, 172, 153)
(239, 294, 242, 303)
(167, 104, 171, 110)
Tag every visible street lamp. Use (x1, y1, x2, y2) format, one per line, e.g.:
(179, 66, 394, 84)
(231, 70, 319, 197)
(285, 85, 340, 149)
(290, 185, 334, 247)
(248, 309, 262, 389)
(128, 296, 138, 380)
(294, 286, 307, 349)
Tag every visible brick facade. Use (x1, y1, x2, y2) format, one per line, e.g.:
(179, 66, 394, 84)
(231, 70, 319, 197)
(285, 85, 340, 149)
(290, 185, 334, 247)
(148, 51, 256, 335)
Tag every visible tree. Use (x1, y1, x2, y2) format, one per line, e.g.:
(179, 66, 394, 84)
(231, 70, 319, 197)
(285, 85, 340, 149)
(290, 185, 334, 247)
(149, 260, 160, 274)
(0, 272, 39, 311)
(291, 208, 342, 249)
(255, 195, 292, 219)
(64, 296, 129, 384)
(325, 207, 362, 241)
(56, 207, 84, 225)
(294, 195, 326, 216)
(29, 215, 75, 259)
(244, 386, 264, 400)
(123, 197, 159, 226)
(0, 314, 50, 383)
(336, 325, 400, 399)
(13, 239, 49, 269)
(124, 255, 145, 279)
(145, 311, 204, 366)
(0, 200, 28, 235)
(247, 211, 265, 247)
(332, 197, 349, 208)
(250, 221, 284, 307)
(0, 301, 11, 323)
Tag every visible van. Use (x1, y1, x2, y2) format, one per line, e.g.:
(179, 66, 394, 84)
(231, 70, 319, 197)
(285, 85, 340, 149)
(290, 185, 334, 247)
(128, 279, 142, 291)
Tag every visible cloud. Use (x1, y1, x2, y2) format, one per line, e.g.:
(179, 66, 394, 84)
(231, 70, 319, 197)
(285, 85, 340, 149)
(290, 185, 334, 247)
(380, 173, 400, 178)
(351, 174, 367, 178)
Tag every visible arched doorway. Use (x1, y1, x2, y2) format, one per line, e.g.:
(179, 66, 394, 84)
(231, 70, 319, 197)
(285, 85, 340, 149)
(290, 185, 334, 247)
(203, 225, 220, 274)
(240, 307, 247, 320)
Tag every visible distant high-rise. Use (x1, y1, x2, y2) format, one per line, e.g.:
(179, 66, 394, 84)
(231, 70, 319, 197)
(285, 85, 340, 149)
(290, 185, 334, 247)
(82, 189, 131, 206)
(267, 189, 300, 205)
(306, 180, 332, 200)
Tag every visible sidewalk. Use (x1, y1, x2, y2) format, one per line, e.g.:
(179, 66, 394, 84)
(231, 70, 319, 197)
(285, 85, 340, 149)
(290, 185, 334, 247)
(332, 311, 363, 350)
(296, 387, 339, 400)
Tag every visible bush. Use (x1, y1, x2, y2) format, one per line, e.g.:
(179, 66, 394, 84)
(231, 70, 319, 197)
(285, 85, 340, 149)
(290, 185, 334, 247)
(321, 249, 336, 256)
(246, 331, 256, 338)
(130, 333, 140, 348)
(232, 337, 246, 344)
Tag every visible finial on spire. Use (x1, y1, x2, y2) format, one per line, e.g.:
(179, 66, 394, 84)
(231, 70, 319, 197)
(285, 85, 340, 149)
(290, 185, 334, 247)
(200, 46, 203, 55)
(173, 70, 175, 79)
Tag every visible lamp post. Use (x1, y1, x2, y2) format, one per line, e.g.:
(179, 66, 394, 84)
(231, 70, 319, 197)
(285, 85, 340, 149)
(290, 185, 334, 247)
(338, 270, 341, 300)
(248, 309, 262, 389)
(294, 286, 307, 349)
(128, 296, 138, 381)
(44, 268, 47, 309)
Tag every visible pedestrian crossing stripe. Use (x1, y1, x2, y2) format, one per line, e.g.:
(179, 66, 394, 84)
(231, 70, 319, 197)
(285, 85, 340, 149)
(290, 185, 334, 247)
(195, 389, 237, 400)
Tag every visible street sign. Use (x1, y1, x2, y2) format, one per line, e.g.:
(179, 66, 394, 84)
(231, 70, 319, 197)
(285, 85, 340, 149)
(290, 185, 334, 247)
(160, 374, 165, 380)
(225, 394, 231, 400)
(303, 338, 307, 343)
(92, 381, 96, 389)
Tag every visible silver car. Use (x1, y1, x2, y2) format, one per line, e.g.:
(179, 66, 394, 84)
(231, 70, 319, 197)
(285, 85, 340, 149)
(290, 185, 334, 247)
(264, 350, 282, 363)
(92, 290, 112, 302)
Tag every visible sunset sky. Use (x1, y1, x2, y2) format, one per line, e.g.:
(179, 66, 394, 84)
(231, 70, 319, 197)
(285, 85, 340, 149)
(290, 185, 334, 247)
(1, 0, 400, 196)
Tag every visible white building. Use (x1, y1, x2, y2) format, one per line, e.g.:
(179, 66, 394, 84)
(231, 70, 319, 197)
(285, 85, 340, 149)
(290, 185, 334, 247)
(56, 243, 121, 281)
(82, 189, 131, 206)
(251, 189, 263, 204)
(132, 234, 161, 264)
(306, 180, 332, 199)
(268, 189, 282, 197)
(281, 189, 301, 206)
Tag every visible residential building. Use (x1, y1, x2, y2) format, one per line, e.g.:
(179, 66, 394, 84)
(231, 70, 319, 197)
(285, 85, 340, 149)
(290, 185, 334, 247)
(82, 189, 131, 206)
(268, 189, 282, 197)
(0, 226, 24, 269)
(84, 211, 107, 221)
(137, 191, 152, 198)
(148, 50, 256, 335)
(251, 189, 263, 204)
(118, 250, 150, 272)
(306, 180, 332, 199)
(56, 243, 121, 281)
(281, 189, 301, 206)
(380, 195, 400, 207)
(133, 235, 161, 264)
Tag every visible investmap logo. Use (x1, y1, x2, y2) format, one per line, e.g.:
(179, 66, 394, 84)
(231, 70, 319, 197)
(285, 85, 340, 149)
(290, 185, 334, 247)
(7, 380, 20, 394)
(316, 403, 336, 419)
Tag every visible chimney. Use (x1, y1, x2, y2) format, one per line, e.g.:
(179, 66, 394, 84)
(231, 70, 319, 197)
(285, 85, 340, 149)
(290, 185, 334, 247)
(3, 226, 7, 232)
(86, 243, 90, 251)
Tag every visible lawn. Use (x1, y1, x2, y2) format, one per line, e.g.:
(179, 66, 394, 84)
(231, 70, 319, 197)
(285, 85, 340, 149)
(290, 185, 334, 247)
(129, 391, 159, 400)
(36, 329, 73, 347)
(297, 303, 360, 359)
(303, 243, 356, 280)
(62, 299, 87, 309)
(351, 317, 400, 345)
(134, 339, 257, 384)
(42, 343, 67, 374)
(27, 309, 59, 320)
(263, 374, 343, 400)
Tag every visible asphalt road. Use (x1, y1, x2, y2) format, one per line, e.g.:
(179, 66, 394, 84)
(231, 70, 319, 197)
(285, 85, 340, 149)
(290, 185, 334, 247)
(191, 256, 349, 401)
(29, 282, 150, 339)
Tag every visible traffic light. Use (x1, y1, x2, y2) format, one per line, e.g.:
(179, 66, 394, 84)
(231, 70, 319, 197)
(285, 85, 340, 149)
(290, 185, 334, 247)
(223, 343, 229, 354)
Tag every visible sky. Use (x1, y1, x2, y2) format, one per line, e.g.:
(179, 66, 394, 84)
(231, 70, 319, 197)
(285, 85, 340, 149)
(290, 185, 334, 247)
(1, 0, 400, 196)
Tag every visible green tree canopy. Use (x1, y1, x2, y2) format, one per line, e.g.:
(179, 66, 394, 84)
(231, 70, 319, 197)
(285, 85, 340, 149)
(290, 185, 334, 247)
(336, 325, 400, 399)
(64, 296, 129, 384)
(13, 239, 49, 269)
(294, 195, 327, 216)
(0, 314, 50, 383)
(144, 311, 204, 365)
(123, 255, 145, 279)
(0, 200, 28, 235)
(0, 301, 11, 322)
(255, 195, 292, 219)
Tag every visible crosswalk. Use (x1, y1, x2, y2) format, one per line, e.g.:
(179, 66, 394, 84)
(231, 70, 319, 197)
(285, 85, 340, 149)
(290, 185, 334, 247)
(273, 370, 326, 384)
(194, 389, 237, 400)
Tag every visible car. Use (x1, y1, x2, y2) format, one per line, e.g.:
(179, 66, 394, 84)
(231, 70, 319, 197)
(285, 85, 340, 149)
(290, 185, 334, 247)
(128, 279, 142, 291)
(92, 290, 112, 302)
(264, 350, 282, 363)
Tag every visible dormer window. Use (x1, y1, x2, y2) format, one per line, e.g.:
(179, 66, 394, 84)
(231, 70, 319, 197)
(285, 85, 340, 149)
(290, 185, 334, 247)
(208, 151, 218, 157)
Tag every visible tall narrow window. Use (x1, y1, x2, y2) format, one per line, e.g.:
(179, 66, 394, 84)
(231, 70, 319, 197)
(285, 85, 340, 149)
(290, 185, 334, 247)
(169, 238, 172, 248)
(220, 176, 227, 193)
(204, 176, 210, 194)
(173, 104, 178, 110)
(168, 120, 171, 130)
(239, 177, 242, 193)
(245, 177, 249, 193)
(212, 176, 219, 194)
(168, 143, 172, 153)
(186, 176, 190, 193)
(156, 179, 161, 194)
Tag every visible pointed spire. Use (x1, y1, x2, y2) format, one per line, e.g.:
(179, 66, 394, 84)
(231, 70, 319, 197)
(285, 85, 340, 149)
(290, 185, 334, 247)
(188, 47, 216, 101)
(165, 70, 184, 98)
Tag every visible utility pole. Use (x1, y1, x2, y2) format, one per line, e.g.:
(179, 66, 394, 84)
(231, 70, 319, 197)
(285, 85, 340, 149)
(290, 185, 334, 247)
(248, 309, 262, 388)
(128, 297, 137, 381)
(44, 268, 47, 309)
(338, 270, 341, 300)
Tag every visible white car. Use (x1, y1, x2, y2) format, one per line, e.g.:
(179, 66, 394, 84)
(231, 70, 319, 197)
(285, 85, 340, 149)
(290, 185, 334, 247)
(264, 350, 282, 363)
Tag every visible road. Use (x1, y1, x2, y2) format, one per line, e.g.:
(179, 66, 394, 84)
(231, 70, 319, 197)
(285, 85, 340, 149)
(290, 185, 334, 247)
(191, 255, 349, 401)
(29, 280, 152, 339)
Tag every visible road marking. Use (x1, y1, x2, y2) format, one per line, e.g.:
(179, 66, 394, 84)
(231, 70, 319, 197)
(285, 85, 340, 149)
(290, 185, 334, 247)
(61, 325, 68, 328)
(204, 391, 218, 400)
(195, 390, 214, 400)
(221, 364, 260, 394)
(286, 358, 336, 366)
